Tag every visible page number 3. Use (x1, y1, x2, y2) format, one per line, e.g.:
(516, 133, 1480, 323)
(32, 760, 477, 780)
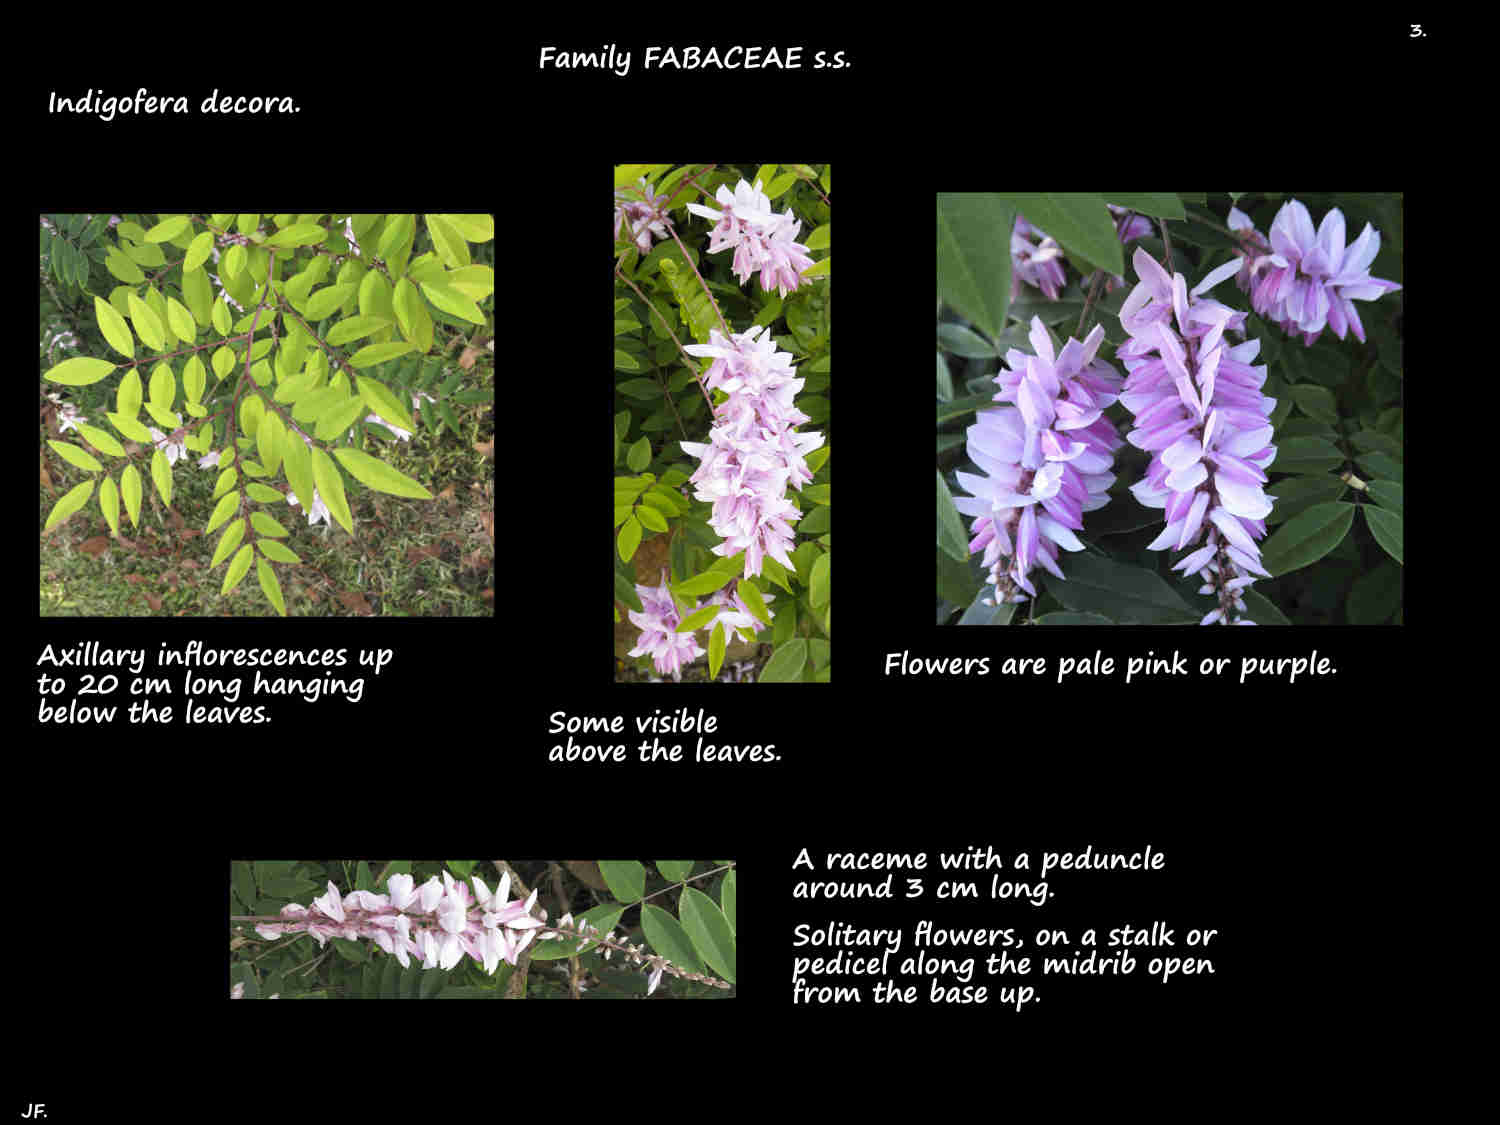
(1409, 24, 1426, 37)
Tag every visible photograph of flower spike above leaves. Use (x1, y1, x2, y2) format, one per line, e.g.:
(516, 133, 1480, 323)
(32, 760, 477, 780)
(615, 165, 831, 681)
(230, 860, 737, 999)
(937, 192, 1403, 626)
(40, 214, 496, 617)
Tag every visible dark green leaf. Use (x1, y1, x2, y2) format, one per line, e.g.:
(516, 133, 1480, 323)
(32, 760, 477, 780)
(759, 638, 809, 682)
(1366, 479, 1402, 514)
(1289, 384, 1338, 424)
(1274, 436, 1345, 475)
(598, 860, 646, 902)
(937, 393, 997, 426)
(936, 323, 997, 358)
(1259, 501, 1356, 576)
(995, 192, 1122, 275)
(1040, 553, 1196, 624)
(1362, 505, 1402, 565)
(1356, 451, 1402, 482)
(1101, 193, 1185, 220)
(1266, 474, 1347, 524)
(937, 472, 970, 563)
(1239, 588, 1291, 626)
(936, 193, 1014, 342)
(1346, 561, 1401, 625)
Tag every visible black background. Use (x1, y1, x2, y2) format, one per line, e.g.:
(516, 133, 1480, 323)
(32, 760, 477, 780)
(14, 23, 1445, 1119)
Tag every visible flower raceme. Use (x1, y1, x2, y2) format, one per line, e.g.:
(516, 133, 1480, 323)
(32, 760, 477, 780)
(953, 316, 1124, 604)
(255, 870, 547, 976)
(1116, 247, 1277, 624)
(1228, 199, 1402, 346)
(679, 325, 824, 579)
(249, 868, 733, 994)
(686, 179, 815, 297)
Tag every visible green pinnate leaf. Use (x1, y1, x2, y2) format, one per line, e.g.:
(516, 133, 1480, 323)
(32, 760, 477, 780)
(246, 483, 285, 504)
(47, 440, 103, 472)
(121, 464, 142, 527)
(255, 538, 301, 564)
(205, 492, 239, 535)
(356, 376, 417, 435)
(1363, 505, 1403, 566)
(708, 621, 726, 679)
(250, 511, 290, 538)
(211, 518, 246, 568)
(73, 423, 126, 458)
(348, 341, 418, 369)
(150, 448, 172, 505)
(128, 292, 166, 351)
(315, 396, 368, 441)
(311, 446, 353, 534)
(117, 368, 143, 417)
(326, 316, 394, 346)
(144, 402, 181, 430)
(183, 230, 214, 273)
(639, 904, 705, 975)
(99, 475, 120, 537)
(149, 361, 175, 411)
(165, 296, 197, 343)
(94, 296, 135, 358)
(183, 355, 207, 404)
(266, 223, 328, 248)
(737, 579, 771, 627)
(282, 433, 318, 514)
(618, 515, 642, 561)
(222, 544, 254, 594)
(597, 860, 646, 902)
(419, 280, 485, 325)
(257, 411, 284, 476)
(256, 557, 287, 616)
(222, 243, 246, 282)
(425, 214, 470, 269)
(436, 213, 494, 243)
(332, 447, 432, 499)
(143, 216, 190, 243)
(677, 887, 735, 984)
(107, 412, 152, 443)
(44, 480, 95, 531)
(45, 357, 116, 386)
(105, 248, 145, 283)
(304, 283, 357, 322)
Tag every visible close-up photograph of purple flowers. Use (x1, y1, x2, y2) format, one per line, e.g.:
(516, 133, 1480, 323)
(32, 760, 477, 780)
(938, 193, 1402, 625)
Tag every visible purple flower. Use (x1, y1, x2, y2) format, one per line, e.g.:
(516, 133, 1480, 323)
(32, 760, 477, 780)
(627, 571, 707, 680)
(952, 316, 1124, 604)
(1010, 216, 1066, 300)
(705, 581, 774, 638)
(1229, 200, 1401, 346)
(686, 178, 815, 297)
(614, 177, 672, 254)
(1109, 204, 1154, 245)
(1118, 247, 1276, 624)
